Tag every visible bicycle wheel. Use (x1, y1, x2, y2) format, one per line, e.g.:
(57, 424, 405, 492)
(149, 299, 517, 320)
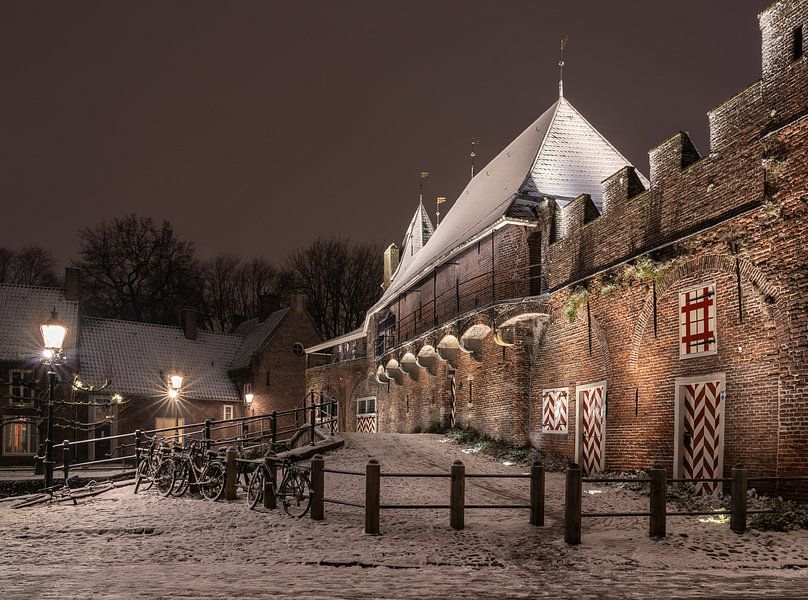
(155, 460, 175, 497)
(280, 469, 311, 518)
(172, 461, 190, 497)
(247, 467, 266, 510)
(199, 461, 225, 501)
(134, 458, 154, 493)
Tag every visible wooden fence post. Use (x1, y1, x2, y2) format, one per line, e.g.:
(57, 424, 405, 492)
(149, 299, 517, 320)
(530, 461, 545, 526)
(224, 447, 238, 500)
(264, 457, 277, 509)
(450, 460, 465, 530)
(730, 463, 747, 534)
(565, 463, 582, 545)
(365, 459, 380, 535)
(311, 454, 324, 521)
(649, 465, 667, 538)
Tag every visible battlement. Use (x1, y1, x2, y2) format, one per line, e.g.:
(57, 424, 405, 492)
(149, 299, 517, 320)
(548, 0, 804, 289)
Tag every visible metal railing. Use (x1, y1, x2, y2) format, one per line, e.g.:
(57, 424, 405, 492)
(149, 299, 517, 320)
(376, 258, 542, 356)
(46, 397, 339, 489)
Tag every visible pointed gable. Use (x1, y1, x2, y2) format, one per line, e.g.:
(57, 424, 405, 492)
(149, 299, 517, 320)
(521, 97, 649, 208)
(370, 94, 646, 315)
(393, 202, 435, 282)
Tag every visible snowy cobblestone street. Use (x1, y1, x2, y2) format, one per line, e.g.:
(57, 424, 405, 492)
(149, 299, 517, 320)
(2, 433, 808, 599)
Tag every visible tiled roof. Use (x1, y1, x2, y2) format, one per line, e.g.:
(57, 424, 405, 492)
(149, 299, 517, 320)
(230, 308, 289, 370)
(0, 283, 79, 365)
(369, 94, 647, 317)
(79, 318, 242, 401)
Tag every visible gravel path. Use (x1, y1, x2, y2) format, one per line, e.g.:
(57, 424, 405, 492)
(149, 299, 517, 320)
(1, 433, 807, 599)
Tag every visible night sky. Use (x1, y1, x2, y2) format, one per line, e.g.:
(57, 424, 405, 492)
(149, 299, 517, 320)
(1, 1, 771, 266)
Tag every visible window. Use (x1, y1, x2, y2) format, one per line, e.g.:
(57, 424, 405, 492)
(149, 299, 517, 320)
(292, 342, 305, 356)
(8, 369, 34, 407)
(794, 25, 804, 61)
(223, 404, 234, 421)
(155, 417, 185, 444)
(265, 370, 271, 387)
(541, 388, 569, 434)
(357, 397, 376, 416)
(679, 284, 717, 358)
(2, 417, 37, 455)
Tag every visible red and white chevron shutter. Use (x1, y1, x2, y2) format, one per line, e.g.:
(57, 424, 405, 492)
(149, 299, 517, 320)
(679, 284, 717, 358)
(542, 388, 569, 433)
(357, 415, 377, 434)
(580, 384, 606, 475)
(682, 380, 724, 494)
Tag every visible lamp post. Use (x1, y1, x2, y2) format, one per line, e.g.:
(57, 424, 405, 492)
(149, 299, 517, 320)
(40, 309, 67, 489)
(168, 374, 183, 442)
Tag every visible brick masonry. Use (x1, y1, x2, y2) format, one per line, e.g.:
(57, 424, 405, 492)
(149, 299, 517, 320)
(307, 0, 807, 495)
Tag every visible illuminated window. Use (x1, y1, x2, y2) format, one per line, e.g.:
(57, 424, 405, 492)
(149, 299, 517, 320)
(679, 284, 717, 358)
(2, 417, 36, 455)
(155, 417, 185, 444)
(223, 405, 234, 421)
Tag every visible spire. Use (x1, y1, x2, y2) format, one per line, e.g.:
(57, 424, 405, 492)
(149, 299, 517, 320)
(558, 35, 568, 97)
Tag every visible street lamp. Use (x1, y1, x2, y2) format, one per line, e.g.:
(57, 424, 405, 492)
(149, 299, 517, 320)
(168, 374, 183, 442)
(40, 308, 66, 488)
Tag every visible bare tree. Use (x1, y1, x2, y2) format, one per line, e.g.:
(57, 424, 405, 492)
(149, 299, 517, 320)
(200, 254, 240, 332)
(74, 215, 202, 324)
(286, 236, 382, 340)
(0, 246, 58, 286)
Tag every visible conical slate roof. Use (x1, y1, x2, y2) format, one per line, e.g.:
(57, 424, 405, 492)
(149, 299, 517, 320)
(369, 94, 646, 319)
(393, 202, 435, 282)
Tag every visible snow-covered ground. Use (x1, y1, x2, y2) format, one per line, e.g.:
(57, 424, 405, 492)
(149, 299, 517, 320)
(2, 433, 807, 599)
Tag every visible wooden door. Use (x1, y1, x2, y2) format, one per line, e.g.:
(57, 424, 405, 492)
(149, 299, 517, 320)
(577, 382, 606, 475)
(676, 376, 725, 494)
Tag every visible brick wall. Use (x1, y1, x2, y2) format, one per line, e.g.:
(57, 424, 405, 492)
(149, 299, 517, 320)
(306, 0, 807, 495)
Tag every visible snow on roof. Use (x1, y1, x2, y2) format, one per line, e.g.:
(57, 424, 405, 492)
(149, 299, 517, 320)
(229, 308, 289, 370)
(305, 327, 364, 354)
(0, 283, 79, 365)
(392, 202, 435, 283)
(368, 95, 647, 319)
(79, 318, 243, 401)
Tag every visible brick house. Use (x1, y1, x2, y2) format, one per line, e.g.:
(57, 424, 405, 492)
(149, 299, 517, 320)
(0, 268, 320, 465)
(306, 0, 807, 495)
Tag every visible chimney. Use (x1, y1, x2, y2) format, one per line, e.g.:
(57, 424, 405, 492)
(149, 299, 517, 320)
(258, 294, 281, 323)
(382, 243, 399, 290)
(64, 267, 81, 302)
(291, 293, 306, 313)
(179, 308, 198, 340)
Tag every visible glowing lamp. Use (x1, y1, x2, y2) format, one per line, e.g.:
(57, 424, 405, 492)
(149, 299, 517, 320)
(169, 374, 183, 390)
(41, 309, 67, 352)
(244, 392, 254, 405)
(168, 388, 178, 399)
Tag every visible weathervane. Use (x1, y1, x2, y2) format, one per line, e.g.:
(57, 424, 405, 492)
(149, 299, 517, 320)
(436, 196, 446, 226)
(559, 35, 568, 97)
(419, 171, 429, 204)
(470, 138, 480, 180)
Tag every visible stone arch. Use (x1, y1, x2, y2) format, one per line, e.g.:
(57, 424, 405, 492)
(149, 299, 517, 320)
(628, 254, 782, 368)
(459, 324, 492, 360)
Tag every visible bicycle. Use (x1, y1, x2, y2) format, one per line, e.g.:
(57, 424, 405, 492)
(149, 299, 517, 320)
(134, 436, 168, 493)
(246, 455, 312, 517)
